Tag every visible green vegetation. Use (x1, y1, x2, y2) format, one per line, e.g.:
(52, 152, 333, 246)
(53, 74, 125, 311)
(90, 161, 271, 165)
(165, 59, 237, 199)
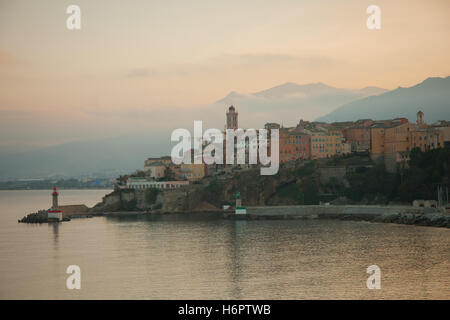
(397, 148, 450, 201)
(275, 177, 320, 205)
(299, 178, 321, 204)
(274, 148, 449, 205)
(324, 154, 371, 166)
(276, 183, 302, 201)
(202, 180, 224, 207)
(120, 198, 137, 211)
(345, 164, 398, 202)
(345, 148, 449, 203)
(294, 161, 315, 178)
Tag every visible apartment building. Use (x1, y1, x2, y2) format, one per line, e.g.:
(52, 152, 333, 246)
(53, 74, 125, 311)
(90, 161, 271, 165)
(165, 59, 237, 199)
(310, 128, 350, 159)
(279, 128, 311, 162)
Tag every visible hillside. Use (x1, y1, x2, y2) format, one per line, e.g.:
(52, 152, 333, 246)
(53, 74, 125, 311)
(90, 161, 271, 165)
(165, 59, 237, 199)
(93, 148, 450, 213)
(316, 77, 450, 122)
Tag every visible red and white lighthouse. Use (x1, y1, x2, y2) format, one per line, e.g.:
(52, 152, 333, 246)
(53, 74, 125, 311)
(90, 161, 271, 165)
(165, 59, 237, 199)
(47, 187, 62, 222)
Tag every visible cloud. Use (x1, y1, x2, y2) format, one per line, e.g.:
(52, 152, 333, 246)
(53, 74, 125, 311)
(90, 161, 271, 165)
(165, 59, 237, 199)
(210, 53, 341, 69)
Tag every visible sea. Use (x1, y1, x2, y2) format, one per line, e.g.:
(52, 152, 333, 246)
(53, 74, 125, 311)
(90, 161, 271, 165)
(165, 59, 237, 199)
(0, 189, 448, 299)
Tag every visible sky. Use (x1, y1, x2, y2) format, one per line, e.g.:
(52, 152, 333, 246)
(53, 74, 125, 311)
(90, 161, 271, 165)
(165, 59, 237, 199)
(0, 0, 449, 151)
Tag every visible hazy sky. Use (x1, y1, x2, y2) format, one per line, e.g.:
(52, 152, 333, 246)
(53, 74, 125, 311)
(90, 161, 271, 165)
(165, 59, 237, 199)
(0, 0, 449, 149)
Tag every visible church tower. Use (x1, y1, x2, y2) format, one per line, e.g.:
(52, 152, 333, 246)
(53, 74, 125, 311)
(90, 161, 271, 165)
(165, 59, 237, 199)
(416, 110, 424, 126)
(226, 105, 238, 130)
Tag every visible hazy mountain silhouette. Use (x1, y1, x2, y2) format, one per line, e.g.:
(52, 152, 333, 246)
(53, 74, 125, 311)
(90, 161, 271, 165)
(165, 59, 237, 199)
(0, 135, 170, 181)
(316, 77, 450, 123)
(216, 82, 387, 125)
(218, 82, 386, 102)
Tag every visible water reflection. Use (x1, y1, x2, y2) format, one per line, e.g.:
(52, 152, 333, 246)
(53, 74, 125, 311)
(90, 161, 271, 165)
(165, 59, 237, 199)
(100, 215, 449, 299)
(51, 222, 59, 245)
(1, 191, 449, 299)
(228, 220, 248, 299)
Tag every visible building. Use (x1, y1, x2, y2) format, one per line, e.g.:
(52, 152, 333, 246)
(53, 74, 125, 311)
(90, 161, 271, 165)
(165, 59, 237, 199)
(384, 119, 413, 155)
(370, 112, 450, 171)
(416, 110, 425, 126)
(226, 105, 238, 130)
(279, 128, 311, 162)
(144, 161, 166, 179)
(310, 128, 350, 159)
(410, 127, 442, 152)
(370, 118, 413, 171)
(126, 177, 188, 189)
(264, 122, 281, 159)
(179, 163, 207, 181)
(342, 119, 373, 153)
(265, 122, 281, 131)
(369, 121, 389, 158)
(222, 107, 257, 169)
(144, 156, 172, 167)
(430, 121, 450, 149)
(57, 205, 89, 218)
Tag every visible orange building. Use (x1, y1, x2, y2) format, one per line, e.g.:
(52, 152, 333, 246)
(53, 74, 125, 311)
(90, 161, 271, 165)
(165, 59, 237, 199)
(370, 118, 409, 157)
(279, 129, 311, 162)
(370, 112, 449, 171)
(343, 119, 373, 153)
(384, 120, 414, 154)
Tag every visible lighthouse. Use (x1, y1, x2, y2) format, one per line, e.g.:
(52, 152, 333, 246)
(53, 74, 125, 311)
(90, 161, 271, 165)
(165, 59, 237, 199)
(47, 187, 62, 222)
(235, 191, 247, 215)
(52, 186, 58, 210)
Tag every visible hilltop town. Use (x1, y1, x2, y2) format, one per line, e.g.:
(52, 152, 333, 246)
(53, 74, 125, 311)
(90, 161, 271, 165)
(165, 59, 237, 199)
(117, 106, 449, 189)
(82, 106, 450, 218)
(20, 105, 449, 227)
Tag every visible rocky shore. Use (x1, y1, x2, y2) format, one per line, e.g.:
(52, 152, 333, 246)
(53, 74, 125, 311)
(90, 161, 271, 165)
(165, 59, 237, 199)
(18, 210, 70, 223)
(372, 212, 450, 228)
(228, 209, 450, 228)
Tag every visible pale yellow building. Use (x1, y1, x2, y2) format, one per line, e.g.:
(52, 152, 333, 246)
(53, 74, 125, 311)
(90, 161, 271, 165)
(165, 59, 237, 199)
(310, 128, 350, 159)
(179, 163, 206, 181)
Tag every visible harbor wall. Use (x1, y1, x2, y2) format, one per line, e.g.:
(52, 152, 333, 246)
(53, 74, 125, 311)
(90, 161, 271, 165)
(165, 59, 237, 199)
(246, 205, 438, 218)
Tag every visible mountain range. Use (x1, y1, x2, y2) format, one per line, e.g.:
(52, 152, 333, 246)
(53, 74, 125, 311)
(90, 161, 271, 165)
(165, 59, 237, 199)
(216, 82, 387, 127)
(316, 76, 450, 123)
(0, 76, 449, 180)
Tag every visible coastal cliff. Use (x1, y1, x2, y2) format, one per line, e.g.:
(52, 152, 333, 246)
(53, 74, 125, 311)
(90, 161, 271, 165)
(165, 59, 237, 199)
(89, 149, 449, 230)
(90, 165, 301, 213)
(91, 148, 450, 212)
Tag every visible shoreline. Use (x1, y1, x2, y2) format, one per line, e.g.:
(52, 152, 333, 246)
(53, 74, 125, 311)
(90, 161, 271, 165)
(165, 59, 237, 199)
(101, 205, 450, 229)
(20, 204, 450, 229)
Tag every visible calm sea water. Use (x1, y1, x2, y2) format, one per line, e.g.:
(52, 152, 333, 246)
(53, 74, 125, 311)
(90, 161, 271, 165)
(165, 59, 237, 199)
(0, 189, 449, 299)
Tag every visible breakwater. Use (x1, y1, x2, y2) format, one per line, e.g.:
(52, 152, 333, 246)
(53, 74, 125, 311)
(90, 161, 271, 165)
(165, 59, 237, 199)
(227, 205, 450, 228)
(18, 210, 71, 223)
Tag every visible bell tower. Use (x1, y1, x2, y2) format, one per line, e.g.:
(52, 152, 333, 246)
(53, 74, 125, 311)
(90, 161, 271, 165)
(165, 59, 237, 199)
(226, 105, 238, 130)
(416, 110, 424, 126)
